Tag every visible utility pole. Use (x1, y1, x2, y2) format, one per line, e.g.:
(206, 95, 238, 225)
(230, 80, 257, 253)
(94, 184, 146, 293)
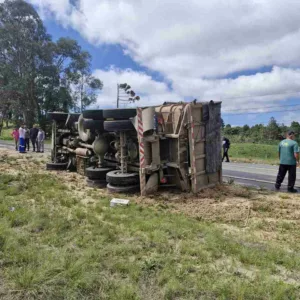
(116, 83, 140, 108)
(117, 84, 120, 108)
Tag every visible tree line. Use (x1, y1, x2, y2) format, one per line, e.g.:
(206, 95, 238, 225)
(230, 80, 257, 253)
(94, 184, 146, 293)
(222, 117, 300, 144)
(0, 0, 103, 132)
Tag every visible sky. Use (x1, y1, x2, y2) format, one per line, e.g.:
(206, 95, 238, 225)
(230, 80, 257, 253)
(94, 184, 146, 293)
(26, 0, 300, 126)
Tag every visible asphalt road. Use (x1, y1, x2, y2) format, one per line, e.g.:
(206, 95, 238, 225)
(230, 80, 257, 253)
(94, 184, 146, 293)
(223, 162, 300, 192)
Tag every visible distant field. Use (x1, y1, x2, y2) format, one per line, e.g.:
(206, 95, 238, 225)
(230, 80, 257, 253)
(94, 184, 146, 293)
(229, 143, 278, 165)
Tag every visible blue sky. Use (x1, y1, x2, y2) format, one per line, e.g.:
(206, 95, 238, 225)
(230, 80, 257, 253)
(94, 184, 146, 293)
(31, 0, 300, 127)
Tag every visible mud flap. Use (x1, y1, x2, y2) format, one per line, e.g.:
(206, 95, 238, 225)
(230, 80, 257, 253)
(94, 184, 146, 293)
(145, 173, 158, 194)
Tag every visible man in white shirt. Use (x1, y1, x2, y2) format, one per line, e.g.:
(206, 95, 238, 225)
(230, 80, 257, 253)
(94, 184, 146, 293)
(18, 124, 26, 153)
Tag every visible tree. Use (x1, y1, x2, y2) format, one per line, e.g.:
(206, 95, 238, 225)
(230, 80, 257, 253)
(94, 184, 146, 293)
(221, 118, 225, 129)
(243, 124, 250, 131)
(291, 121, 300, 135)
(52, 38, 103, 112)
(0, 1, 103, 128)
(266, 117, 280, 140)
(0, 0, 51, 126)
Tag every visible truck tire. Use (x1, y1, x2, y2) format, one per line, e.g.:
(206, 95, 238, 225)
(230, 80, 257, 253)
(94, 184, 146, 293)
(104, 120, 135, 132)
(86, 167, 112, 180)
(82, 110, 104, 120)
(86, 178, 107, 188)
(107, 183, 139, 194)
(83, 119, 104, 132)
(103, 109, 136, 120)
(46, 162, 68, 171)
(106, 170, 139, 186)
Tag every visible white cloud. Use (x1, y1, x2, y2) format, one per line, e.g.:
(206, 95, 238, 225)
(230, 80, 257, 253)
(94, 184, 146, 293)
(92, 67, 181, 108)
(93, 66, 300, 113)
(29, 0, 300, 77)
(173, 66, 300, 111)
(29, 0, 300, 117)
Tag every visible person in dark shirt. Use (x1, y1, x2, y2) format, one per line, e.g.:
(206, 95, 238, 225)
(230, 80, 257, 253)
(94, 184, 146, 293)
(30, 125, 39, 152)
(24, 125, 30, 151)
(275, 130, 299, 193)
(222, 137, 230, 162)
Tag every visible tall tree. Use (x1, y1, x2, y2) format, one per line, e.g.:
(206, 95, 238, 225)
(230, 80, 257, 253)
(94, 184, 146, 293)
(0, 1, 103, 128)
(0, 0, 51, 126)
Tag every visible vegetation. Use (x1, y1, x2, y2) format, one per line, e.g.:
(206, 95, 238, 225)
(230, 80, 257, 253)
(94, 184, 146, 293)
(1, 150, 300, 299)
(223, 117, 300, 145)
(0, 0, 103, 131)
(229, 143, 279, 164)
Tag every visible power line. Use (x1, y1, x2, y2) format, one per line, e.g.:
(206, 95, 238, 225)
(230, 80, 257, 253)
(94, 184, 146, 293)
(223, 103, 300, 113)
(223, 108, 300, 116)
(221, 90, 300, 100)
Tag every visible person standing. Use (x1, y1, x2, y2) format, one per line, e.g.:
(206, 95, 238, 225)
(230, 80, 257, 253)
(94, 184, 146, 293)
(222, 137, 230, 162)
(11, 127, 19, 151)
(30, 124, 39, 152)
(37, 128, 45, 153)
(24, 125, 30, 151)
(275, 130, 299, 193)
(18, 124, 26, 153)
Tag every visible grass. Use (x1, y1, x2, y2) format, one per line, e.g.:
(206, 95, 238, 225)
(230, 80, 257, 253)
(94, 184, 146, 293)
(229, 143, 279, 165)
(1, 150, 300, 299)
(0, 126, 50, 144)
(0, 126, 14, 141)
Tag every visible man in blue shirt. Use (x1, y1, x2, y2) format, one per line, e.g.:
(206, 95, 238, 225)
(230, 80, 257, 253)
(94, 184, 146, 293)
(275, 130, 299, 193)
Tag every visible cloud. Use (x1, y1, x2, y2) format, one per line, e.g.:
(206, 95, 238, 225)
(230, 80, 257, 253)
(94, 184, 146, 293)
(173, 66, 300, 111)
(92, 67, 181, 108)
(30, 0, 300, 78)
(93, 66, 300, 113)
(29, 0, 300, 117)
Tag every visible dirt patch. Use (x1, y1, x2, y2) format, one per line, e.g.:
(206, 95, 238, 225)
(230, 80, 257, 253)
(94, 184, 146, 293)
(1, 148, 300, 227)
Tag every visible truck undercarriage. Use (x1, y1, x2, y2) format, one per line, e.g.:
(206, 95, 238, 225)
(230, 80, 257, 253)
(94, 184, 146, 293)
(47, 101, 222, 195)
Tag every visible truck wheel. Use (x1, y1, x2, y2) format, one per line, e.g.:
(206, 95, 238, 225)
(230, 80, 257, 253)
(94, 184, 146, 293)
(86, 178, 107, 188)
(83, 119, 104, 132)
(106, 170, 139, 186)
(46, 162, 68, 171)
(82, 110, 104, 120)
(103, 109, 136, 120)
(107, 183, 139, 194)
(104, 120, 135, 132)
(86, 167, 112, 180)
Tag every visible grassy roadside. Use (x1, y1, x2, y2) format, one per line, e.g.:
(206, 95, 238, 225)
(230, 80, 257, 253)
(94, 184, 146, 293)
(1, 150, 300, 299)
(0, 127, 13, 141)
(229, 143, 279, 165)
(0, 127, 50, 144)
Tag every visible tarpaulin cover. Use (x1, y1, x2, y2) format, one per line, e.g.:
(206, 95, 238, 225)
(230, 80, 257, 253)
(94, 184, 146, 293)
(204, 101, 222, 173)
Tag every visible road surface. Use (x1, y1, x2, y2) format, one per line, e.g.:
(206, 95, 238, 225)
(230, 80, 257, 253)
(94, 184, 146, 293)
(223, 162, 300, 191)
(0, 140, 298, 191)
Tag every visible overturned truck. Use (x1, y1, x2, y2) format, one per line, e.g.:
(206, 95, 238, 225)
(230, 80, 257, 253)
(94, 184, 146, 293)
(47, 101, 222, 195)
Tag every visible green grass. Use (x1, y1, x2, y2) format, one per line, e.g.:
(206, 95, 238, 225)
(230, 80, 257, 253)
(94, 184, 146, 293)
(229, 143, 279, 164)
(0, 126, 14, 141)
(1, 165, 300, 299)
(0, 126, 50, 143)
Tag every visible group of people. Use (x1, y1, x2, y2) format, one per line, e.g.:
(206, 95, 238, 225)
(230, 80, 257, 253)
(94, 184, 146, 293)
(12, 124, 45, 153)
